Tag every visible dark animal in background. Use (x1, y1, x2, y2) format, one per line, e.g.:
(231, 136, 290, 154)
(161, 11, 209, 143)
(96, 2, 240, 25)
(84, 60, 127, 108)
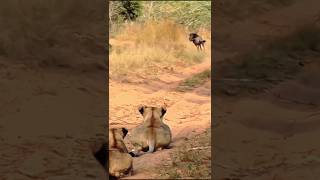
(189, 33, 206, 51)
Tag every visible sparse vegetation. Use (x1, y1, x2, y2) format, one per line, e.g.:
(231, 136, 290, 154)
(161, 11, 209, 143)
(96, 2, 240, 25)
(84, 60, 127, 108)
(158, 129, 211, 179)
(177, 69, 211, 91)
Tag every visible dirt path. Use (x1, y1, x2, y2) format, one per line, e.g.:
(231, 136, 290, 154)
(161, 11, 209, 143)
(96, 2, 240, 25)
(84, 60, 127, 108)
(109, 52, 211, 178)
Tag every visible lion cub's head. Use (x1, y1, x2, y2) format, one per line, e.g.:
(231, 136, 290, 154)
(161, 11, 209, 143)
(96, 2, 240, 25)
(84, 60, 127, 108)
(109, 127, 129, 153)
(138, 105, 167, 126)
(109, 127, 133, 178)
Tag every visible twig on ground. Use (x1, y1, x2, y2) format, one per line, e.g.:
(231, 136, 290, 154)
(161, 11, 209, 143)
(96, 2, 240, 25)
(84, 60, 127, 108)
(187, 146, 211, 151)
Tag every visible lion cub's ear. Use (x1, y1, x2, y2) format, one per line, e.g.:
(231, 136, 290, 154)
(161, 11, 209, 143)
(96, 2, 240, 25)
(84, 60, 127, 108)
(122, 128, 128, 138)
(160, 106, 167, 117)
(138, 105, 145, 115)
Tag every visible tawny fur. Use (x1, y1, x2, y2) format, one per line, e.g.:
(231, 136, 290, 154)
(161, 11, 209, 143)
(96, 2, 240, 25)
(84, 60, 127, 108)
(108, 128, 133, 178)
(126, 105, 172, 157)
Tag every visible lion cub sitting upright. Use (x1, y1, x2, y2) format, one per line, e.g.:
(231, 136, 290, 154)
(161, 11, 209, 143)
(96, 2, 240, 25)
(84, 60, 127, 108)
(109, 128, 133, 178)
(127, 105, 172, 157)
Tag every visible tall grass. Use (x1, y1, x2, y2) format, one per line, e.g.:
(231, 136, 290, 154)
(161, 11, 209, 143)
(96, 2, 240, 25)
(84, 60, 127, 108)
(109, 20, 210, 79)
(109, 1, 211, 33)
(139, 1, 211, 31)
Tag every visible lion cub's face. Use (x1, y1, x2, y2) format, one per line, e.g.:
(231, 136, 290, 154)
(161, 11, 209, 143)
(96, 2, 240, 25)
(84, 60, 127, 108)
(109, 127, 129, 153)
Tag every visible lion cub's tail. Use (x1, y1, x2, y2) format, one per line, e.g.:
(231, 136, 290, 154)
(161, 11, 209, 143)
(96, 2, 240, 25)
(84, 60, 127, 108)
(147, 130, 156, 153)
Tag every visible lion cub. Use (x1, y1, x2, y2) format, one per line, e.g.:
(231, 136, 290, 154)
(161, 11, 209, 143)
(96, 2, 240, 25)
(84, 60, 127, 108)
(92, 128, 133, 178)
(127, 105, 172, 157)
(108, 127, 133, 178)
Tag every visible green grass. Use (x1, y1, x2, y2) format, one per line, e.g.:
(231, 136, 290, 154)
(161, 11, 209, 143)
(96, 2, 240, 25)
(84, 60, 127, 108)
(177, 69, 211, 91)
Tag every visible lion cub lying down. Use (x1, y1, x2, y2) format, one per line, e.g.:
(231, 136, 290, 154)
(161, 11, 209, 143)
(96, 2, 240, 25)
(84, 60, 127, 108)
(93, 127, 133, 178)
(109, 127, 133, 178)
(126, 105, 172, 157)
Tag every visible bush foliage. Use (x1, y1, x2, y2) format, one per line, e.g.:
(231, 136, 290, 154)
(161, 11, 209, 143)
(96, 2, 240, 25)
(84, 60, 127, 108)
(109, 1, 211, 32)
